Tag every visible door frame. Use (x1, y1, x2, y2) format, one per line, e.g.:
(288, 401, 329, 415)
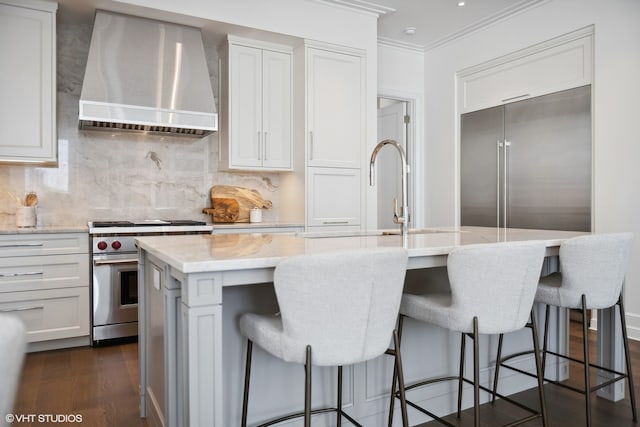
(374, 90, 422, 229)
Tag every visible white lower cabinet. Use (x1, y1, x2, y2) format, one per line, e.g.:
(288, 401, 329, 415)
(0, 232, 90, 350)
(0, 287, 89, 343)
(307, 167, 361, 227)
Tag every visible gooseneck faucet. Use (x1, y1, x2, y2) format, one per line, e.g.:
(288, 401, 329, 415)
(369, 139, 410, 236)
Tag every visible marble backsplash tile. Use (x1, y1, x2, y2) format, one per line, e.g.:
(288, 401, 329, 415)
(0, 21, 282, 228)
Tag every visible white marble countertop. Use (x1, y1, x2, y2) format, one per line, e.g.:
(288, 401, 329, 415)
(0, 223, 88, 234)
(212, 222, 304, 230)
(136, 226, 588, 274)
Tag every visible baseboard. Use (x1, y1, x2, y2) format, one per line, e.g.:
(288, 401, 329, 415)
(627, 312, 640, 341)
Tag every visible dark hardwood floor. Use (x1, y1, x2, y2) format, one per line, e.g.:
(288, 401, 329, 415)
(417, 320, 640, 427)
(10, 321, 639, 426)
(13, 341, 147, 427)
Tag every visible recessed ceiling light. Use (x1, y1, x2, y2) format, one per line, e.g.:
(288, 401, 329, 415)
(403, 26, 416, 36)
(458, 1, 466, 6)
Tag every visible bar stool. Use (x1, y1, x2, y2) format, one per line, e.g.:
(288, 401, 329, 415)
(388, 241, 548, 427)
(0, 314, 26, 427)
(494, 232, 637, 426)
(239, 248, 410, 427)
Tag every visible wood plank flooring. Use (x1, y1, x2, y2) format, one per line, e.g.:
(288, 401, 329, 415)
(10, 322, 639, 426)
(12, 341, 147, 427)
(416, 321, 640, 427)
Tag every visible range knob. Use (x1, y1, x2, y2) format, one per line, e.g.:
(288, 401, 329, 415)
(97, 241, 108, 251)
(111, 241, 122, 250)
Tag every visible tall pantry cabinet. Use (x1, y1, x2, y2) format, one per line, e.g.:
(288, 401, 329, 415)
(300, 42, 366, 230)
(0, 0, 57, 164)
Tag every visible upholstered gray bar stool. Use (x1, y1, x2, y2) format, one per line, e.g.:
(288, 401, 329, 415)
(388, 241, 548, 427)
(0, 314, 26, 427)
(494, 232, 637, 426)
(240, 248, 410, 427)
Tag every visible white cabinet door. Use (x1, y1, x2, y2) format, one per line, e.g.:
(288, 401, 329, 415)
(0, 287, 89, 343)
(307, 167, 361, 227)
(262, 50, 292, 169)
(229, 44, 263, 168)
(307, 48, 364, 169)
(459, 31, 592, 113)
(223, 38, 292, 171)
(0, 1, 56, 164)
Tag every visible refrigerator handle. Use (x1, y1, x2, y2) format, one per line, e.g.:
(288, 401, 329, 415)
(504, 140, 511, 228)
(496, 140, 502, 228)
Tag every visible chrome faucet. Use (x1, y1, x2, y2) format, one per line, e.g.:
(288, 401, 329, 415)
(369, 139, 410, 236)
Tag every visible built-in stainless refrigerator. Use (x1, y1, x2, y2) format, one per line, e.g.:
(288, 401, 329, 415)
(461, 85, 591, 232)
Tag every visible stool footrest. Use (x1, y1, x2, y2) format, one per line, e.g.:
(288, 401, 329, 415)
(256, 407, 360, 427)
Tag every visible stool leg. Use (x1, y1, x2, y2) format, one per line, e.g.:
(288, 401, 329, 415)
(305, 345, 312, 427)
(581, 295, 592, 427)
(618, 296, 638, 421)
(337, 366, 343, 427)
(388, 315, 405, 427)
(473, 317, 480, 427)
(492, 333, 504, 403)
(393, 329, 409, 427)
(458, 332, 466, 417)
(542, 304, 550, 375)
(530, 309, 548, 427)
(241, 340, 253, 427)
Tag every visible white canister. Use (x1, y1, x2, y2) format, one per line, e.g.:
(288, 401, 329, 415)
(249, 208, 262, 223)
(16, 206, 37, 227)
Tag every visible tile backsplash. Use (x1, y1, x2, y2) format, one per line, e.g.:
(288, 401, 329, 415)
(0, 21, 282, 228)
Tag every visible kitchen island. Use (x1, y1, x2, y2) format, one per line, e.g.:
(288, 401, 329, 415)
(136, 226, 623, 426)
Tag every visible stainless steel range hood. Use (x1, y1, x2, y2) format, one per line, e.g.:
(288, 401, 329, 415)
(79, 11, 217, 137)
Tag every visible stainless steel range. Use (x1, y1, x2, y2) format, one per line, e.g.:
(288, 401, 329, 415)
(89, 220, 212, 345)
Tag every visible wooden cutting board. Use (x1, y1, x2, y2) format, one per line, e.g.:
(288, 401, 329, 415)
(208, 185, 272, 223)
(202, 198, 240, 223)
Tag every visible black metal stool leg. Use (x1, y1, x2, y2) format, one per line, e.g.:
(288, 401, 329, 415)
(458, 332, 466, 417)
(393, 329, 409, 427)
(492, 333, 504, 403)
(581, 295, 592, 427)
(618, 296, 638, 421)
(542, 304, 550, 375)
(388, 315, 405, 427)
(530, 309, 548, 427)
(305, 345, 312, 427)
(473, 317, 480, 427)
(241, 340, 253, 427)
(337, 366, 343, 427)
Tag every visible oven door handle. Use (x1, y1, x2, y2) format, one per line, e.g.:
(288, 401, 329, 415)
(93, 258, 138, 266)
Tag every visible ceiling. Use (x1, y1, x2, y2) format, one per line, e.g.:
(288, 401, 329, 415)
(372, 0, 545, 50)
(57, 0, 545, 51)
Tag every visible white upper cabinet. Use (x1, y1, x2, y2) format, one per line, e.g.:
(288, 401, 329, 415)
(306, 46, 364, 169)
(220, 36, 292, 171)
(458, 29, 593, 114)
(0, 0, 57, 164)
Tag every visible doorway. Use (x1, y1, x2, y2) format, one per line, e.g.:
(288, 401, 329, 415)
(376, 97, 411, 229)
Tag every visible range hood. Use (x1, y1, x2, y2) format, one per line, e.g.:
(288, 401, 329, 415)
(79, 11, 217, 137)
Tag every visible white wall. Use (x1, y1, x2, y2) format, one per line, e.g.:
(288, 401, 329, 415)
(422, 0, 640, 339)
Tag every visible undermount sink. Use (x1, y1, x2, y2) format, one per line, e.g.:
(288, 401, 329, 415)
(298, 228, 461, 239)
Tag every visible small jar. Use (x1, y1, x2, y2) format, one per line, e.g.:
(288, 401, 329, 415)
(249, 208, 262, 223)
(16, 206, 37, 227)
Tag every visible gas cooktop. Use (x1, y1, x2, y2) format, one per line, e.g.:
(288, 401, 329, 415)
(91, 219, 206, 228)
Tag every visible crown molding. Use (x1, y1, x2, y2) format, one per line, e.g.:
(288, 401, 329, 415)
(310, 0, 395, 17)
(377, 36, 424, 53)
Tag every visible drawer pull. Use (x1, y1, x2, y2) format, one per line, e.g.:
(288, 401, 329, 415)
(0, 243, 44, 248)
(0, 271, 43, 278)
(322, 221, 349, 225)
(0, 304, 45, 313)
